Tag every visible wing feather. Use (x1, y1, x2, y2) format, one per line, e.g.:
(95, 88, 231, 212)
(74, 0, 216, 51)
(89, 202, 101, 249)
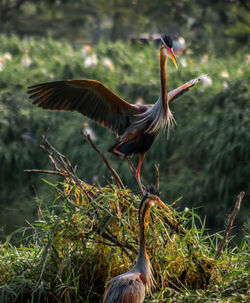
(28, 79, 139, 135)
(103, 272, 146, 303)
(121, 290, 140, 303)
(167, 75, 203, 103)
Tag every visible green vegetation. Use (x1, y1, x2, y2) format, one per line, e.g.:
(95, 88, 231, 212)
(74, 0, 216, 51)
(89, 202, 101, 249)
(0, 2, 249, 302)
(0, 35, 249, 238)
(1, 0, 249, 53)
(0, 151, 248, 302)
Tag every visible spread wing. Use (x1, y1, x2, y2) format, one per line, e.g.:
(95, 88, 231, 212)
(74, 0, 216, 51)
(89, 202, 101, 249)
(167, 75, 203, 103)
(27, 80, 139, 135)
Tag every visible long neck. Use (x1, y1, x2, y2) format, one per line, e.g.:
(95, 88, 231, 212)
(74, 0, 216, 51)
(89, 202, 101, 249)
(135, 201, 153, 288)
(160, 48, 168, 113)
(138, 202, 151, 261)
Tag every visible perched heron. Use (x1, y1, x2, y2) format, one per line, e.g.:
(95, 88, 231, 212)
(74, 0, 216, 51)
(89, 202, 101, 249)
(103, 186, 169, 303)
(27, 34, 202, 188)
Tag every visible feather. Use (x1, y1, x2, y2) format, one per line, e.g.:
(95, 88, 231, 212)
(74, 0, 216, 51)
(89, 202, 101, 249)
(167, 75, 204, 103)
(28, 80, 138, 135)
(161, 33, 173, 48)
(103, 272, 146, 303)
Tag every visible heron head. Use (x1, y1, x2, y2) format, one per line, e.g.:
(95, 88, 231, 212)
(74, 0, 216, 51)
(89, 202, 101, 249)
(139, 185, 170, 217)
(161, 33, 178, 69)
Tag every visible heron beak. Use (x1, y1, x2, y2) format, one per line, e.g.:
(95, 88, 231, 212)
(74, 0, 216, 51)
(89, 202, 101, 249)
(168, 48, 178, 69)
(155, 196, 172, 213)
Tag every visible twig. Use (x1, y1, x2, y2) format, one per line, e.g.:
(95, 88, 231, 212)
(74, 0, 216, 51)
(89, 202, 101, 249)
(215, 191, 245, 259)
(103, 176, 115, 191)
(137, 179, 146, 196)
(25, 137, 98, 201)
(81, 131, 125, 189)
(24, 169, 65, 176)
(106, 227, 137, 254)
(126, 157, 135, 173)
(92, 225, 135, 261)
(169, 213, 192, 238)
(43, 135, 67, 159)
(164, 215, 187, 237)
(154, 163, 160, 189)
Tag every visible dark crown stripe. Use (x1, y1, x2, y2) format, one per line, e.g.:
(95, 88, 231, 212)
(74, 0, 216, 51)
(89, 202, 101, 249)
(161, 33, 173, 48)
(138, 185, 159, 220)
(146, 185, 159, 196)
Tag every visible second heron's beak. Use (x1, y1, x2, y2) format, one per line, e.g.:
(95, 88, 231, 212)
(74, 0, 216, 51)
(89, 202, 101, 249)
(167, 48, 178, 69)
(155, 196, 172, 213)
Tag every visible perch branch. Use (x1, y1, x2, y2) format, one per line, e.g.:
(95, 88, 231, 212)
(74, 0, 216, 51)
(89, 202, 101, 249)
(154, 163, 160, 189)
(24, 137, 98, 202)
(215, 191, 245, 259)
(24, 169, 65, 176)
(81, 131, 125, 189)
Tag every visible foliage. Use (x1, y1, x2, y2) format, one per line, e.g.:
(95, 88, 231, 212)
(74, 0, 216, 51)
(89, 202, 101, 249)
(0, 174, 248, 302)
(0, 0, 249, 53)
(0, 35, 249, 238)
(161, 79, 250, 231)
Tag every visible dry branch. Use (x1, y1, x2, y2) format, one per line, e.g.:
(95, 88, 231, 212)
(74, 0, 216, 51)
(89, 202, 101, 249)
(215, 191, 245, 259)
(24, 168, 65, 176)
(24, 136, 97, 201)
(154, 164, 160, 189)
(81, 131, 125, 189)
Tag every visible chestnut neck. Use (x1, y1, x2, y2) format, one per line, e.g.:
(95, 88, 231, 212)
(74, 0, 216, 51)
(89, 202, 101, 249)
(160, 47, 168, 113)
(138, 200, 152, 263)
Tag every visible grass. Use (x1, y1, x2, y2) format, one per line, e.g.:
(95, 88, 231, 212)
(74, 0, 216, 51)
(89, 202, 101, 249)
(0, 144, 248, 302)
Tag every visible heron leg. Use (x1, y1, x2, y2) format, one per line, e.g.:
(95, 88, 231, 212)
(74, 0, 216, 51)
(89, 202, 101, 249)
(108, 142, 126, 159)
(136, 153, 146, 195)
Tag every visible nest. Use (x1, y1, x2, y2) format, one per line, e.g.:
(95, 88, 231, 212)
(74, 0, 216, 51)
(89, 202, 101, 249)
(20, 135, 244, 302)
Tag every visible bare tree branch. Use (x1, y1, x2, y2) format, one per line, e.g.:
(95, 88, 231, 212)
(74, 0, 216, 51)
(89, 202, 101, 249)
(154, 163, 160, 189)
(24, 169, 65, 176)
(81, 130, 125, 189)
(215, 191, 245, 259)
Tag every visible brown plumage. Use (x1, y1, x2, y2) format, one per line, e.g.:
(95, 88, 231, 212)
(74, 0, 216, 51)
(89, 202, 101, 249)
(27, 34, 202, 188)
(103, 186, 170, 303)
(28, 79, 138, 135)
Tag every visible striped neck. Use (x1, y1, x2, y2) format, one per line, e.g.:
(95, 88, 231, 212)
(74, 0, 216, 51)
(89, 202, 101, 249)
(134, 198, 154, 292)
(160, 47, 168, 113)
(138, 200, 152, 260)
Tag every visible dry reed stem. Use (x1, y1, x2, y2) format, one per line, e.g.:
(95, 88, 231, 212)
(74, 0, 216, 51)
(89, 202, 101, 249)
(215, 191, 245, 259)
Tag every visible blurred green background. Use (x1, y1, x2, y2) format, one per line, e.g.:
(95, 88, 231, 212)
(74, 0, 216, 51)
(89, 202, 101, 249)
(0, 0, 249, 240)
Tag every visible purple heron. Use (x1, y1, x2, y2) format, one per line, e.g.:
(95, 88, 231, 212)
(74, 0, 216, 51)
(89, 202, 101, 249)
(27, 34, 202, 188)
(103, 186, 169, 302)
